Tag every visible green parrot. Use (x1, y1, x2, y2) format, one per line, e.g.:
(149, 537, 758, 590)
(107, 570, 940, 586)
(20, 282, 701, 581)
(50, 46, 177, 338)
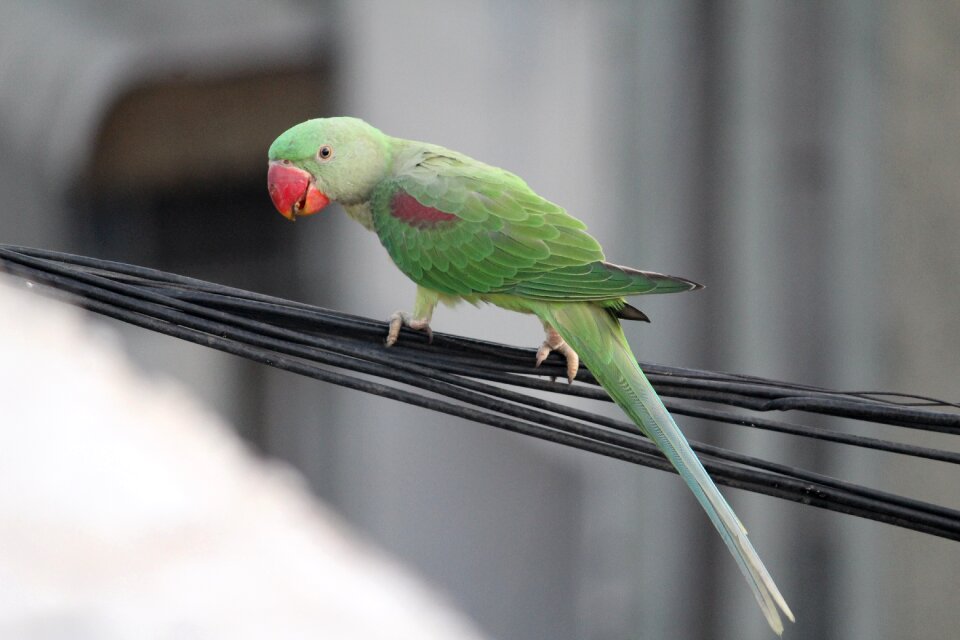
(267, 117, 794, 634)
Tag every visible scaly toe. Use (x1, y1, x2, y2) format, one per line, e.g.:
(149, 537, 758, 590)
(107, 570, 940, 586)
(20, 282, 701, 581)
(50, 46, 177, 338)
(385, 311, 433, 346)
(535, 342, 553, 367)
(559, 344, 580, 383)
(385, 311, 408, 347)
(408, 319, 433, 343)
(533, 335, 580, 383)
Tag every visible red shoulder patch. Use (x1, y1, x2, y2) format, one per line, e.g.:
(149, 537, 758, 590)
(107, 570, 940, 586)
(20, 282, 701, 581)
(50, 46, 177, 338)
(391, 191, 458, 227)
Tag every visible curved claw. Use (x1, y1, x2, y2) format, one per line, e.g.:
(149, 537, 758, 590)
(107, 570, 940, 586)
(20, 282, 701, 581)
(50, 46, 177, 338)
(413, 321, 433, 344)
(386, 311, 433, 347)
(534, 328, 579, 384)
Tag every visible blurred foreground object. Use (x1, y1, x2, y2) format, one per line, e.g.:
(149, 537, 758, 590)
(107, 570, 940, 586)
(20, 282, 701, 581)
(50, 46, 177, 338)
(0, 277, 486, 640)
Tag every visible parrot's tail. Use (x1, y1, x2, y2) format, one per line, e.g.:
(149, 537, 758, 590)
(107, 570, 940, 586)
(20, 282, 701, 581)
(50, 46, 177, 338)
(537, 303, 794, 635)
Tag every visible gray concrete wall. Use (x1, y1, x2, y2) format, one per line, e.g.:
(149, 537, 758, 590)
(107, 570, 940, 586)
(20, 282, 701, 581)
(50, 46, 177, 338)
(885, 3, 960, 638)
(279, 2, 958, 639)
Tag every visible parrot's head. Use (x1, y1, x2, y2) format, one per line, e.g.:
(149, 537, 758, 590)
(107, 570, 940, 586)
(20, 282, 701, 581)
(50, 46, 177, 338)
(267, 117, 391, 220)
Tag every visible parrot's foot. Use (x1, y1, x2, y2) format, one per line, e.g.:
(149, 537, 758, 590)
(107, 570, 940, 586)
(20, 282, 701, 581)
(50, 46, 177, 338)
(535, 327, 579, 384)
(385, 311, 433, 347)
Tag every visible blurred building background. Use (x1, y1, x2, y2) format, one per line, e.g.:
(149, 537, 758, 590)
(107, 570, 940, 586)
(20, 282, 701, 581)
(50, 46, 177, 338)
(1, 1, 958, 639)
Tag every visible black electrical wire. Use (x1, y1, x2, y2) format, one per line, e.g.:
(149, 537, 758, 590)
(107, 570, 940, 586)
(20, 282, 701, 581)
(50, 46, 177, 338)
(1, 244, 958, 541)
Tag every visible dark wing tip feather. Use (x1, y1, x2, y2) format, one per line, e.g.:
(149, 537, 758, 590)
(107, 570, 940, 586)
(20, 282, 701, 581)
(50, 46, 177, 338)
(616, 303, 651, 322)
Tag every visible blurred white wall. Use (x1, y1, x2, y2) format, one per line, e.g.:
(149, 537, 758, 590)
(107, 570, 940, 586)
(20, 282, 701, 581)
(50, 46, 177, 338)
(0, 278, 487, 640)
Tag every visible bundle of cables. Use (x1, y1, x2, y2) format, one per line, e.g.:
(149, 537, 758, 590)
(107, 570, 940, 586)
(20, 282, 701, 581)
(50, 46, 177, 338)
(1, 244, 958, 540)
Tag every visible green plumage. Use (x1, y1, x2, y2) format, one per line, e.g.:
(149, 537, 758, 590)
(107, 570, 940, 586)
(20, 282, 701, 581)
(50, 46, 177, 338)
(368, 141, 698, 309)
(269, 117, 793, 635)
(538, 303, 791, 633)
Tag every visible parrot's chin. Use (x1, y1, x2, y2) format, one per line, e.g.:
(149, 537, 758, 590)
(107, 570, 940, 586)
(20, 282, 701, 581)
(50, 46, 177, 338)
(267, 161, 331, 220)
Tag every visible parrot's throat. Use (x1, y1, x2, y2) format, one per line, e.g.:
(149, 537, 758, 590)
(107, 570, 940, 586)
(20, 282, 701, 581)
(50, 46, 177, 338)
(343, 202, 375, 231)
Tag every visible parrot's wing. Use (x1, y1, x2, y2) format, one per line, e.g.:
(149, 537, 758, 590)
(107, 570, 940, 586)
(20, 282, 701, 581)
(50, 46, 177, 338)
(370, 149, 700, 300)
(512, 261, 702, 301)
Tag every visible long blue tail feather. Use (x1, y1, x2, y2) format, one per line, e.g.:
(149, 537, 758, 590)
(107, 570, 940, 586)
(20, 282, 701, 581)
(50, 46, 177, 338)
(537, 303, 794, 635)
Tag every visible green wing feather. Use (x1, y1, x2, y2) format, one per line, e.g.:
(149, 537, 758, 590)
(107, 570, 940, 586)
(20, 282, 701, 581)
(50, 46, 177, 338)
(369, 145, 700, 304)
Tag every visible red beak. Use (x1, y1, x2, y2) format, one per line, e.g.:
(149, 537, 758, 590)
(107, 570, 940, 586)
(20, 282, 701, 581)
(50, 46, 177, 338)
(267, 161, 330, 220)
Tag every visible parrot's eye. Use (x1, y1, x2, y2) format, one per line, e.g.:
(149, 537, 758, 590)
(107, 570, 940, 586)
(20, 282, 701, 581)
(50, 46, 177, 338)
(317, 145, 334, 161)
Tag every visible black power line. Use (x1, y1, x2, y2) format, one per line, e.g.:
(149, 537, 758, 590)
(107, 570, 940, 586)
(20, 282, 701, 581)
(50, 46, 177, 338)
(2, 244, 958, 540)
